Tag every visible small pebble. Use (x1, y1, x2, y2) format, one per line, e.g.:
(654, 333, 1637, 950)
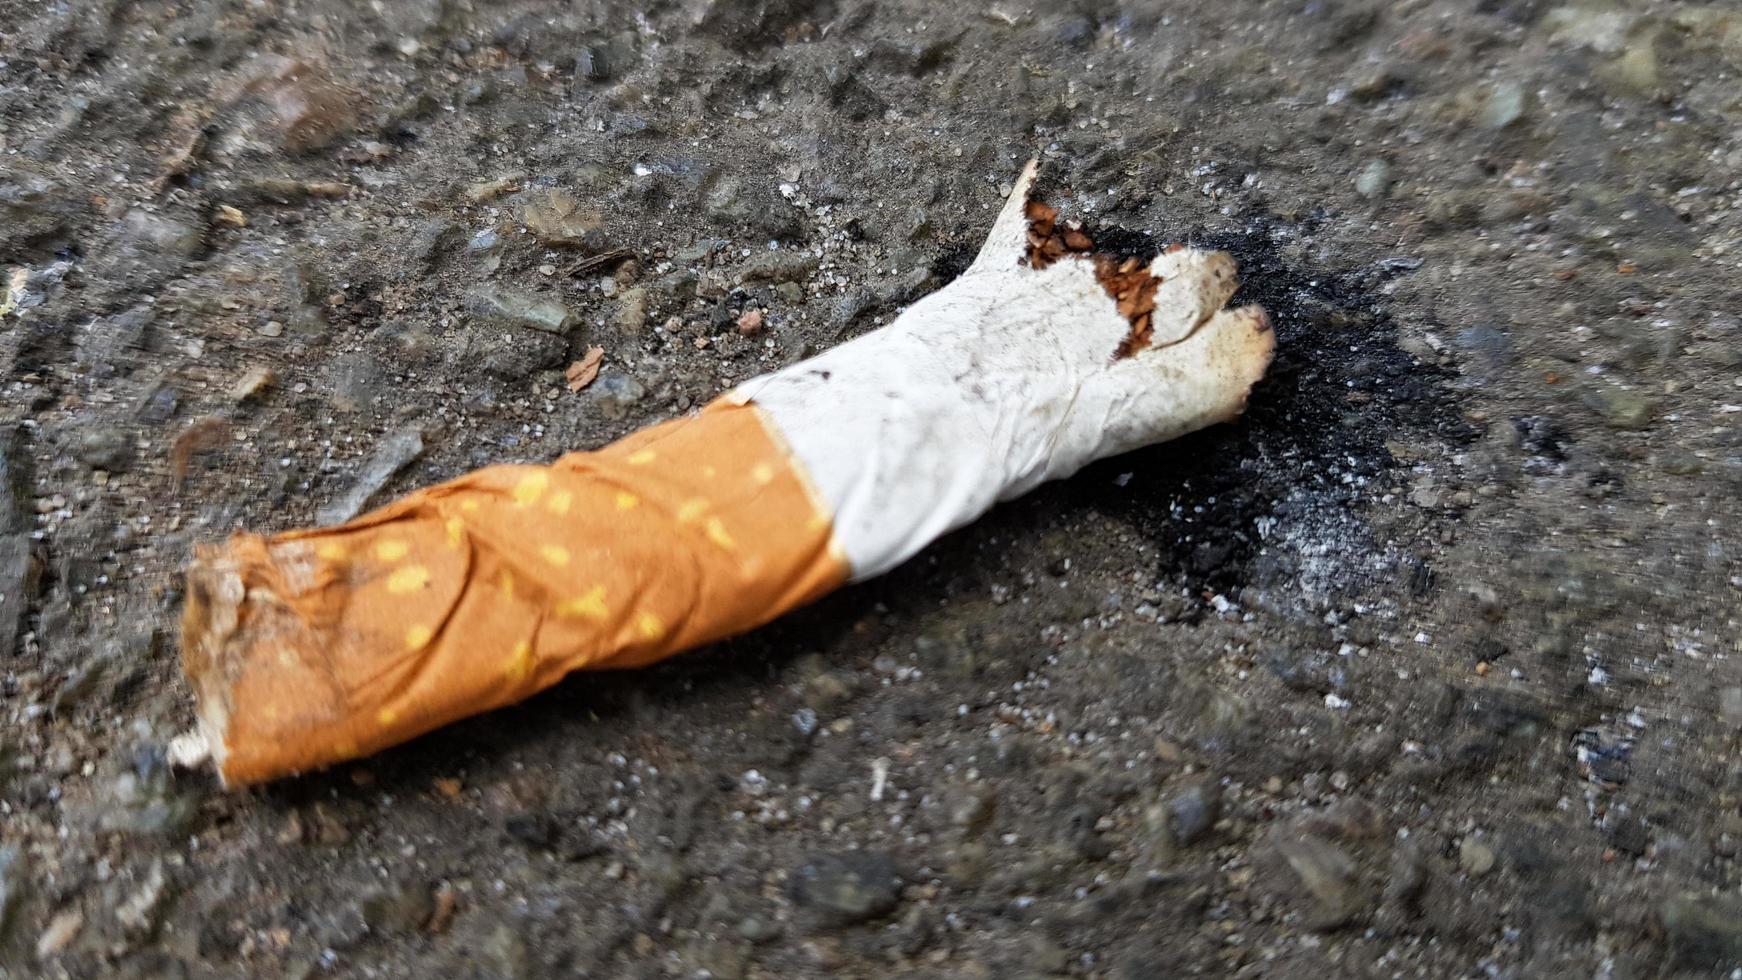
(1459, 836, 1497, 877)
(1719, 687, 1742, 727)
(1355, 158, 1392, 199)
(1481, 81, 1527, 129)
(36, 909, 83, 960)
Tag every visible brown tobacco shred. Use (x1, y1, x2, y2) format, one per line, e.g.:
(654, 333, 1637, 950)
(1023, 198, 1162, 359)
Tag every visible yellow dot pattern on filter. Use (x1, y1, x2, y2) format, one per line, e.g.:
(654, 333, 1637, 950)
(705, 516, 736, 550)
(190, 400, 852, 787)
(512, 471, 549, 507)
(505, 640, 534, 682)
(557, 585, 609, 621)
(387, 565, 430, 594)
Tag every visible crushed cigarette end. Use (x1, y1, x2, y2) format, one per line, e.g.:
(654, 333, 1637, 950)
(1024, 197, 1219, 359)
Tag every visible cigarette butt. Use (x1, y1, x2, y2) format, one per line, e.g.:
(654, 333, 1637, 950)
(181, 159, 1273, 786)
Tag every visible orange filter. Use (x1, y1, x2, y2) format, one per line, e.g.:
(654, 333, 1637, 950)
(180, 398, 847, 786)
